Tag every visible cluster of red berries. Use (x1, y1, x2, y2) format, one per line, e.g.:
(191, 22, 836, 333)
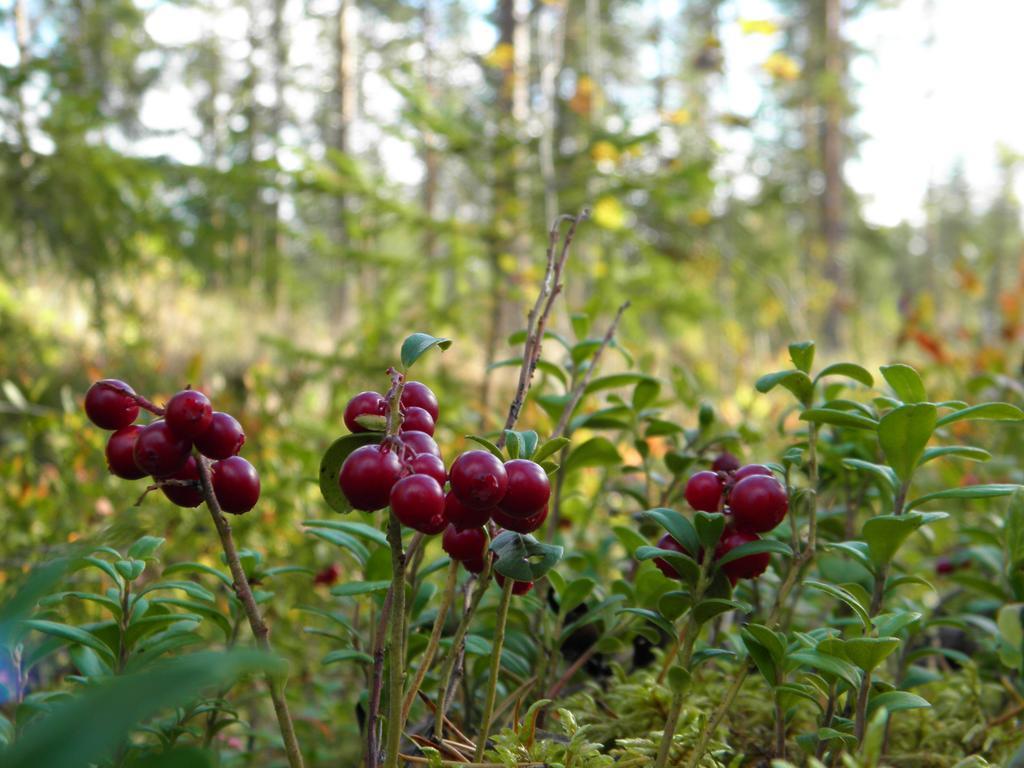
(85, 379, 259, 514)
(655, 453, 788, 584)
(338, 379, 549, 591)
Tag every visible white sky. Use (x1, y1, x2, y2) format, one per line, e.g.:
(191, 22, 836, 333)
(3, 0, 1023, 227)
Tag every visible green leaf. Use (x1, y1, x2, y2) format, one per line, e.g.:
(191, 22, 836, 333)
(331, 580, 391, 597)
(667, 665, 691, 693)
(1006, 489, 1024, 572)
(694, 512, 726, 550)
(815, 362, 874, 387)
(693, 598, 748, 624)
(918, 445, 991, 466)
(303, 519, 388, 547)
(658, 591, 692, 621)
(400, 333, 452, 369)
(789, 341, 816, 373)
(559, 578, 596, 615)
(744, 623, 787, 662)
(563, 437, 621, 473)
(877, 403, 937, 482)
(641, 508, 701, 557)
(821, 541, 875, 574)
(583, 373, 658, 396)
(488, 358, 568, 388)
(520, 430, 539, 459)
(21, 620, 115, 664)
(635, 546, 700, 584)
(465, 434, 505, 459)
(880, 364, 927, 403)
(867, 690, 931, 715)
(713, 539, 792, 567)
(490, 531, 563, 581)
(161, 562, 232, 588)
(843, 636, 901, 672)
(789, 650, 861, 690)
(305, 528, 370, 565)
(841, 459, 898, 494)
(620, 608, 675, 637)
(801, 408, 878, 430)
(127, 537, 165, 561)
(906, 484, 1021, 510)
(322, 649, 374, 666)
(862, 512, 948, 567)
(532, 437, 570, 464)
(504, 430, 525, 459)
(805, 580, 872, 630)
(319, 433, 384, 514)
(755, 370, 813, 404)
(935, 401, 1024, 428)
(633, 378, 661, 410)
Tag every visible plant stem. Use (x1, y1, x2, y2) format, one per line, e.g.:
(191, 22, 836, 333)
(382, 513, 407, 768)
(196, 457, 304, 768)
(774, 691, 786, 758)
(474, 576, 515, 761)
(402, 559, 459, 723)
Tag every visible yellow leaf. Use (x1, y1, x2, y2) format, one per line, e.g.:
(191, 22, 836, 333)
(688, 208, 712, 227)
(590, 140, 620, 163)
(665, 108, 692, 126)
(763, 52, 801, 81)
(592, 196, 626, 231)
(740, 18, 779, 35)
(484, 43, 514, 70)
(498, 253, 518, 273)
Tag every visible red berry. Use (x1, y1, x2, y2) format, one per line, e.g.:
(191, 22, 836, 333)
(495, 573, 534, 595)
(390, 474, 446, 534)
(463, 555, 486, 574)
(499, 459, 550, 518)
(194, 412, 246, 460)
(160, 456, 203, 508)
(344, 391, 386, 433)
(442, 524, 488, 562)
(338, 444, 403, 511)
(684, 471, 723, 512)
(400, 406, 435, 436)
(492, 504, 547, 534)
(711, 452, 741, 473)
(165, 390, 213, 439)
(936, 557, 956, 575)
(653, 533, 694, 579)
(715, 530, 769, 582)
(133, 421, 191, 478)
(443, 492, 492, 530)
(400, 430, 441, 457)
(85, 379, 139, 430)
(411, 453, 447, 487)
(212, 456, 261, 514)
(105, 426, 147, 479)
(450, 451, 508, 511)
(314, 564, 340, 586)
(400, 381, 439, 422)
(734, 464, 774, 482)
(730, 475, 788, 533)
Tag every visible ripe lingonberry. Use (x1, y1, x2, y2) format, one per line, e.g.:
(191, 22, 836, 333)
(499, 459, 550, 518)
(411, 453, 447, 487)
(165, 389, 213, 439)
(194, 412, 246, 460)
(134, 421, 191, 477)
(344, 391, 386, 433)
(463, 555, 486, 574)
(443, 492, 492, 530)
(495, 573, 534, 595)
(85, 379, 139, 430)
(400, 430, 441, 457)
(441, 524, 488, 562)
(338, 444, 403, 511)
(733, 464, 774, 482)
(730, 474, 788, 533)
(715, 530, 769, 582)
(492, 503, 547, 534)
(212, 456, 261, 514)
(450, 450, 508, 511)
(400, 406, 435, 436)
(390, 474, 446, 534)
(653, 533, 694, 579)
(711, 452, 741, 473)
(684, 471, 723, 512)
(314, 564, 341, 586)
(161, 456, 203, 508)
(400, 381, 439, 422)
(105, 426, 147, 479)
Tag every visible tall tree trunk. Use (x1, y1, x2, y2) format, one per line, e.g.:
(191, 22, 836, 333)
(820, 0, 845, 347)
(267, 0, 287, 302)
(333, 0, 357, 319)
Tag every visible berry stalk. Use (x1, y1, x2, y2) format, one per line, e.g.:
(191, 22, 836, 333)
(401, 559, 459, 723)
(473, 574, 515, 762)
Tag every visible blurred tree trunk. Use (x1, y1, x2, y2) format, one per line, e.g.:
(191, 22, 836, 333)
(333, 0, 357, 318)
(819, 0, 845, 347)
(267, 0, 288, 302)
(538, 2, 567, 226)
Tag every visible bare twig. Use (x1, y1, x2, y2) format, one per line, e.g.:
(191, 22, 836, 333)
(98, 380, 165, 417)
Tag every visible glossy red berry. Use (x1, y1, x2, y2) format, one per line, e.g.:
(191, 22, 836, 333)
(212, 456, 260, 514)
(411, 453, 447, 487)
(344, 391, 386, 433)
(314, 564, 340, 586)
(442, 524, 488, 562)
(733, 464, 774, 482)
(400, 381, 439, 422)
(711, 452, 741, 473)
(684, 471, 723, 512)
(730, 475, 788, 533)
(492, 504, 547, 534)
(450, 451, 508, 511)
(390, 474, 446, 533)
(653, 533, 693, 579)
(400, 406, 435, 436)
(165, 390, 213, 439)
(715, 530, 769, 582)
(495, 573, 534, 595)
(463, 555, 486, 574)
(400, 430, 441, 457)
(194, 412, 246, 460)
(133, 421, 191, 478)
(338, 445, 403, 511)
(443, 492, 492, 530)
(499, 459, 550, 518)
(105, 426, 147, 479)
(161, 456, 203, 508)
(936, 557, 956, 575)
(85, 379, 139, 430)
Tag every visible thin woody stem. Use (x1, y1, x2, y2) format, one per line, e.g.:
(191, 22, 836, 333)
(474, 576, 515, 761)
(401, 559, 459, 723)
(99, 380, 165, 416)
